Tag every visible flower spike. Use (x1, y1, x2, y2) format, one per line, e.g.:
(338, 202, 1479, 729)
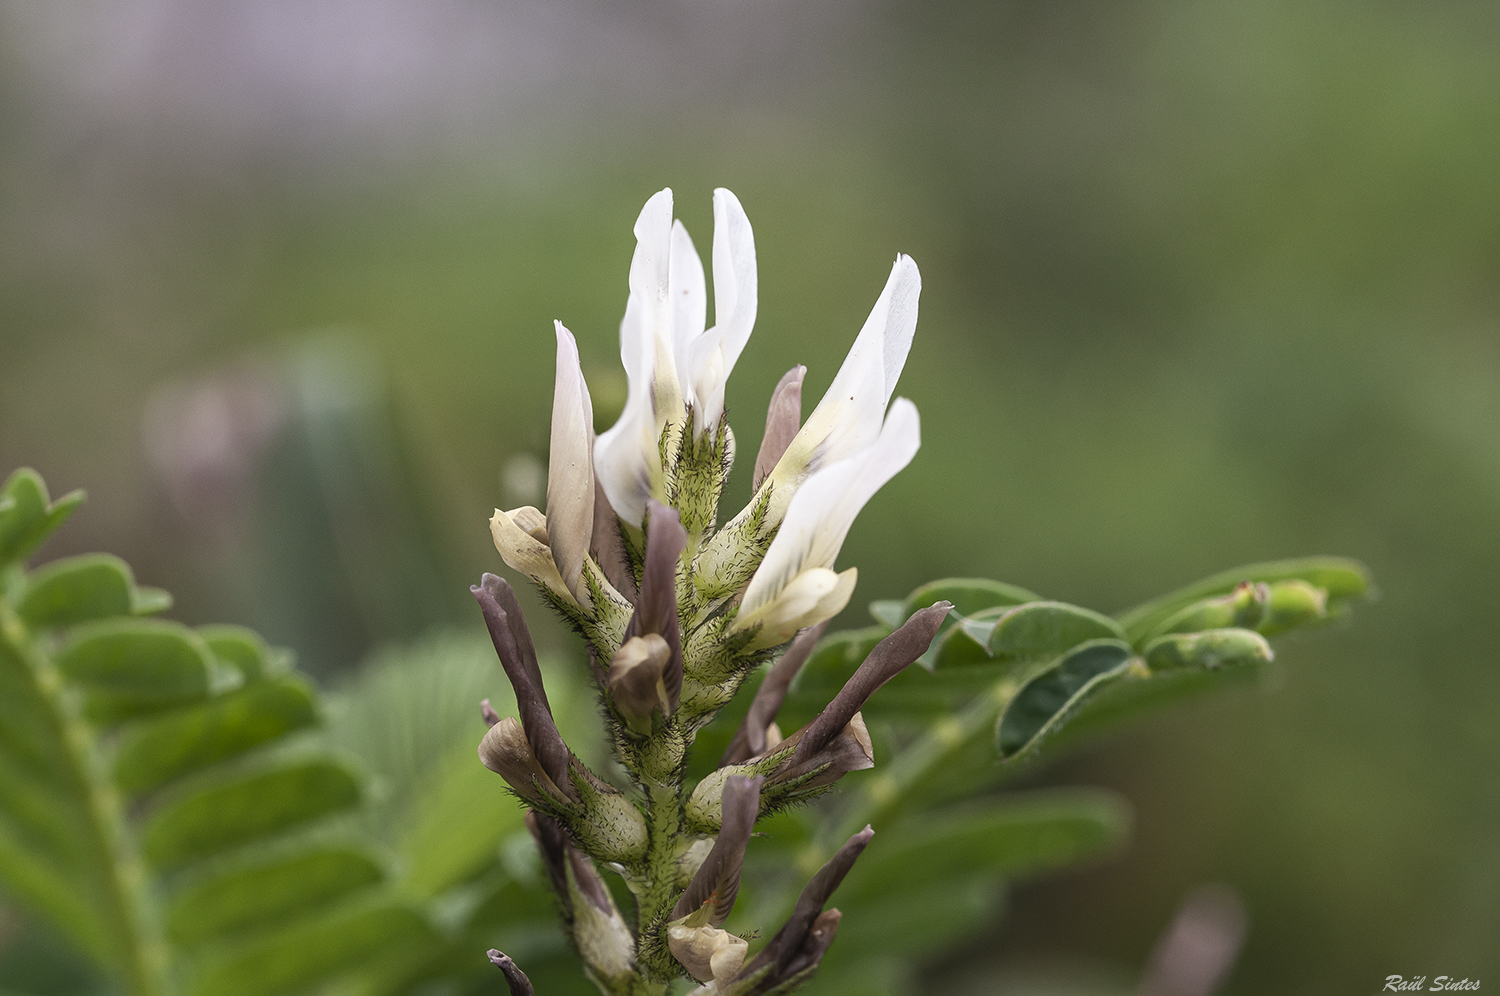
(487, 950, 535, 996)
(481, 188, 931, 994)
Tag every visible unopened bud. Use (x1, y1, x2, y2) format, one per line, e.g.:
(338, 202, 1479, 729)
(609, 634, 674, 730)
(726, 826, 872, 991)
(668, 921, 749, 984)
(487, 950, 534, 996)
(753, 365, 806, 491)
(477, 717, 572, 806)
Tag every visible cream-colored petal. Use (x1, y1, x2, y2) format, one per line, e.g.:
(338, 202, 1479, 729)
(490, 508, 583, 613)
(548, 322, 595, 600)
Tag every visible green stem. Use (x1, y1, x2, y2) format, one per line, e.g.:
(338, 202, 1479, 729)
(0, 602, 167, 996)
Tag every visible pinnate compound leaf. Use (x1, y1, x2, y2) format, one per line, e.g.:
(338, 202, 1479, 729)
(999, 631, 1276, 765)
(188, 903, 437, 996)
(996, 639, 1137, 760)
(0, 469, 84, 568)
(398, 741, 528, 898)
(987, 601, 1126, 662)
(113, 678, 321, 795)
(1117, 556, 1371, 644)
(142, 760, 362, 869)
(167, 847, 386, 947)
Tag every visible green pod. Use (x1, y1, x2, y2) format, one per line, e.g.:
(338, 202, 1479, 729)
(1256, 580, 1330, 636)
(1150, 581, 1269, 640)
(1143, 627, 1274, 671)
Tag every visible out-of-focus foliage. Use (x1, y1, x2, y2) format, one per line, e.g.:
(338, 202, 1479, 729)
(0, 469, 575, 996)
(2, 0, 1498, 990)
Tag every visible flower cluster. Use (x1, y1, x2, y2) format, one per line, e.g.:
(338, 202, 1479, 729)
(475, 188, 949, 995)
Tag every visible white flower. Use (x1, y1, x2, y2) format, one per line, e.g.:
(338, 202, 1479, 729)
(758, 255, 920, 526)
(733, 398, 921, 646)
(594, 188, 758, 527)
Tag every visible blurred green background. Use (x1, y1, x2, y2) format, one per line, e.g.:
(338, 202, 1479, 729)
(2, 0, 1497, 991)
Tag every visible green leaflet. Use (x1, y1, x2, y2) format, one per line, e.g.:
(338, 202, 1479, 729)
(0, 470, 394, 994)
(166, 848, 387, 947)
(187, 904, 438, 996)
(0, 469, 84, 568)
(987, 601, 1127, 662)
(198, 625, 279, 682)
(56, 620, 234, 719)
(996, 639, 1138, 760)
(141, 760, 363, 869)
(18, 554, 171, 627)
(113, 678, 321, 795)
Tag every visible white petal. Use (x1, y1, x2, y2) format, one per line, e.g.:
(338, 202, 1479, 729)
(595, 190, 678, 526)
(767, 255, 920, 493)
(741, 399, 920, 616)
(547, 322, 595, 599)
(711, 188, 758, 375)
(670, 219, 708, 383)
(737, 567, 857, 649)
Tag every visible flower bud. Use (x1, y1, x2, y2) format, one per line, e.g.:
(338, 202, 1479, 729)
(546, 322, 596, 602)
(486, 950, 534, 996)
(490, 506, 581, 613)
(791, 602, 949, 768)
(669, 922, 750, 985)
(673, 775, 760, 926)
(726, 826, 872, 992)
(477, 717, 571, 806)
(471, 574, 575, 800)
(609, 634, 674, 731)
(608, 501, 686, 729)
(753, 365, 806, 491)
(566, 841, 636, 986)
(686, 717, 871, 831)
